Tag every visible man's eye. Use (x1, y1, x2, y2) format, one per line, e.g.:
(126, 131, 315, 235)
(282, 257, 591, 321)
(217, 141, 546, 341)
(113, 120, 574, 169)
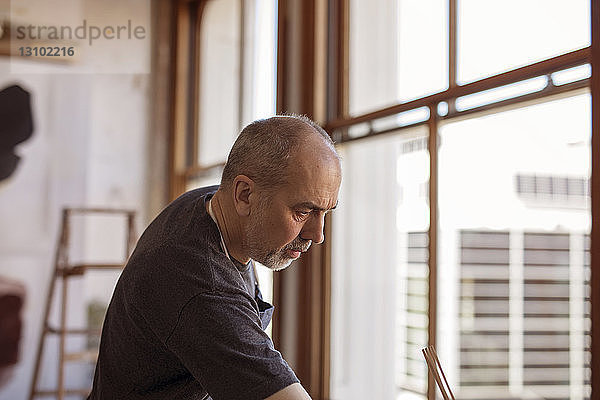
(296, 210, 311, 218)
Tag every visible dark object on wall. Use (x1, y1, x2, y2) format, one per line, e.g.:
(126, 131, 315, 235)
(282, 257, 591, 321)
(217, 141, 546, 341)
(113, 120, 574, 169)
(0, 277, 25, 386)
(0, 85, 34, 181)
(0, 278, 24, 365)
(0, 84, 32, 387)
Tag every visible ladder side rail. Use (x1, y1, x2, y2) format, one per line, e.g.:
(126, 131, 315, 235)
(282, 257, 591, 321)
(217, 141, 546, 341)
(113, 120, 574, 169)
(28, 209, 69, 400)
(126, 212, 136, 257)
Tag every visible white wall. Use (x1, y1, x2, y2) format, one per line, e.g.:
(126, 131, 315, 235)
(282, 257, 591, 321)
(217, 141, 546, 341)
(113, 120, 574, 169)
(0, 0, 151, 398)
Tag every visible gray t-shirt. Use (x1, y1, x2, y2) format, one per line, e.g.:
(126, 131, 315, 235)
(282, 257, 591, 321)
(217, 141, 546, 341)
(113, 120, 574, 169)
(88, 186, 298, 399)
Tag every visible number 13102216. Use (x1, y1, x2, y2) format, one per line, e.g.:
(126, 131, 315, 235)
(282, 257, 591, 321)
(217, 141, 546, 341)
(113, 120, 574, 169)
(18, 46, 75, 57)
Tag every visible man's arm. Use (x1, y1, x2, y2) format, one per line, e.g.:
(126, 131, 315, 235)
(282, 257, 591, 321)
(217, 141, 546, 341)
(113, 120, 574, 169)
(265, 383, 312, 400)
(164, 288, 302, 399)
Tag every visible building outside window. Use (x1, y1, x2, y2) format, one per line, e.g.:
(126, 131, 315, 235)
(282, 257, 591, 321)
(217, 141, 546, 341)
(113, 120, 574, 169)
(328, 1, 592, 399)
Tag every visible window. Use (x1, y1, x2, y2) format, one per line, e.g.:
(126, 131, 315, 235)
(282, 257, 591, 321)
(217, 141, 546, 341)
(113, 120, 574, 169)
(437, 95, 591, 398)
(330, 129, 430, 399)
(458, 230, 590, 397)
(171, 0, 278, 189)
(171, 1, 600, 398)
(516, 174, 590, 203)
(196, 0, 278, 166)
(458, 0, 590, 83)
(348, 0, 447, 116)
(196, 0, 241, 166)
(326, 1, 593, 399)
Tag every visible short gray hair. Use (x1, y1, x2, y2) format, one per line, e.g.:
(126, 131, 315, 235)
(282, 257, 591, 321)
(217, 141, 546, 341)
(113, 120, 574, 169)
(221, 114, 337, 192)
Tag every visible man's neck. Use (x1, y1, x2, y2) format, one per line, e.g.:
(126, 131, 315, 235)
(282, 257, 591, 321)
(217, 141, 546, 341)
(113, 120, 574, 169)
(208, 190, 250, 264)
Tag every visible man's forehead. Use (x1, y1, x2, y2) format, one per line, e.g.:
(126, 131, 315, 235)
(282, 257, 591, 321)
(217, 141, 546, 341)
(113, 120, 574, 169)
(281, 179, 340, 208)
(292, 200, 339, 212)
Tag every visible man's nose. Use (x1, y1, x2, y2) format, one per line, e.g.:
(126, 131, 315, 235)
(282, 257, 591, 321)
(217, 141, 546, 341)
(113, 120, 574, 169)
(300, 213, 325, 244)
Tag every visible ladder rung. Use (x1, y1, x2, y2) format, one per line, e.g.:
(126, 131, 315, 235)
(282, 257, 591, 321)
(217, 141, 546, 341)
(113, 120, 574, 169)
(33, 388, 91, 397)
(64, 350, 98, 363)
(46, 326, 102, 335)
(66, 207, 135, 215)
(58, 263, 124, 276)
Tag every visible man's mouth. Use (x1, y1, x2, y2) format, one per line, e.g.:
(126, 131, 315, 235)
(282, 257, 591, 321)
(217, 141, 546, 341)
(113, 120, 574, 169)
(285, 245, 311, 259)
(282, 240, 311, 260)
(286, 249, 302, 259)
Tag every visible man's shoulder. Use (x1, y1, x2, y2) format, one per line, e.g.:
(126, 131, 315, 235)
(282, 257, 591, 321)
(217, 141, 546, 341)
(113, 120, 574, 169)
(124, 240, 216, 296)
(131, 243, 256, 313)
(114, 243, 215, 340)
(134, 185, 219, 253)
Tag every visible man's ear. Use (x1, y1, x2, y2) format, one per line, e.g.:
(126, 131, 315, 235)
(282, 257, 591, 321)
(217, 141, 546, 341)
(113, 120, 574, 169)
(232, 175, 254, 217)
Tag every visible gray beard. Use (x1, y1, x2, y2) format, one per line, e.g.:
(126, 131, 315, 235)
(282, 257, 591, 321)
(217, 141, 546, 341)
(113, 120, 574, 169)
(242, 205, 311, 271)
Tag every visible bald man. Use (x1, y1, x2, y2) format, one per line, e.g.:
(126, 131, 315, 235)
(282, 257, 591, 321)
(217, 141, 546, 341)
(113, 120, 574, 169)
(88, 115, 342, 400)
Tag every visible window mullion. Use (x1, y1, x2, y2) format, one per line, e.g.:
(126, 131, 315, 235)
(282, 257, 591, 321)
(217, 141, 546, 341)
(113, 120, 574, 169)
(427, 104, 439, 400)
(449, 0, 457, 90)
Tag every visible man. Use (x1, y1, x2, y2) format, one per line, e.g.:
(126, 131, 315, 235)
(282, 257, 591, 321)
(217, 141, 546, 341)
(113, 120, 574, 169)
(88, 115, 342, 399)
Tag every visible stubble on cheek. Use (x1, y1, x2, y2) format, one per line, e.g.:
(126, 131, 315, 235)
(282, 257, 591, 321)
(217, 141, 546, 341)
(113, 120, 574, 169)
(242, 199, 312, 270)
(243, 219, 300, 270)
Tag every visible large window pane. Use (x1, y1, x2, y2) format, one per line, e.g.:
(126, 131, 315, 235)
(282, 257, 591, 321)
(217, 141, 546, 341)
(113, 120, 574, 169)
(198, 0, 241, 165)
(348, 0, 447, 116)
(438, 94, 591, 399)
(397, 0, 448, 102)
(331, 128, 430, 400)
(240, 0, 278, 127)
(197, 0, 277, 166)
(458, 0, 590, 83)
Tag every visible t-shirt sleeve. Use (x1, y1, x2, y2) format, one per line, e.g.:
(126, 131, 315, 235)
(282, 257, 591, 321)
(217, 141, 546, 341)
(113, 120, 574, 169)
(165, 291, 299, 400)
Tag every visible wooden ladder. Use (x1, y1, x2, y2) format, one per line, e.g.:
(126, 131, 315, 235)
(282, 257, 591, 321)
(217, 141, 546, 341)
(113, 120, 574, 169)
(29, 208, 136, 399)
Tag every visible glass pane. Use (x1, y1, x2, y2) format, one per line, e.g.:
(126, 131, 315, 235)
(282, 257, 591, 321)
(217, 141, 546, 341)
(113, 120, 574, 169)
(455, 76, 548, 112)
(331, 127, 430, 400)
(458, 0, 590, 83)
(198, 0, 241, 166)
(348, 0, 447, 116)
(397, 0, 448, 102)
(240, 0, 278, 127)
(438, 94, 591, 399)
(197, 0, 277, 166)
(551, 64, 591, 87)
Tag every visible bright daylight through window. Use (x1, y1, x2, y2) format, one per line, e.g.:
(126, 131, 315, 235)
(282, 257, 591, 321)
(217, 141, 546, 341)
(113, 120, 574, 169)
(329, 1, 591, 399)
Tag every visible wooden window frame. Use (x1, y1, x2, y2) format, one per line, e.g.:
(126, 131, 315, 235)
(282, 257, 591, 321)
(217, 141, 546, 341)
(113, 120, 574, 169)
(170, 0, 600, 399)
(170, 0, 247, 200)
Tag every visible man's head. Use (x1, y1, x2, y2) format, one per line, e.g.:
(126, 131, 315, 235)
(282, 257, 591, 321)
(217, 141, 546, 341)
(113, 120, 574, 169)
(221, 115, 342, 270)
